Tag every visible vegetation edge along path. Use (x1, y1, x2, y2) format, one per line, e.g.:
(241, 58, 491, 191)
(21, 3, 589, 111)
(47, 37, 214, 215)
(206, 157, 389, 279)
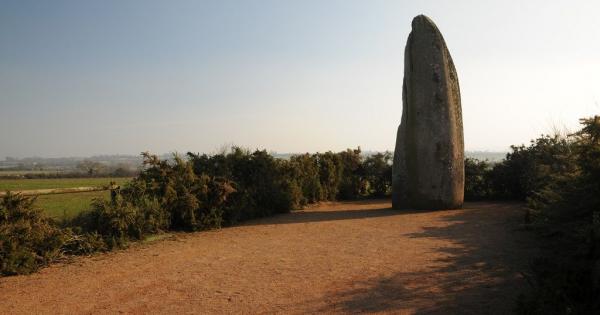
(0, 186, 113, 197)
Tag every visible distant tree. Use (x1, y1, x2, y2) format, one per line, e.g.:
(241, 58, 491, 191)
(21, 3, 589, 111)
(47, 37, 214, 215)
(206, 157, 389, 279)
(109, 163, 136, 177)
(76, 160, 106, 176)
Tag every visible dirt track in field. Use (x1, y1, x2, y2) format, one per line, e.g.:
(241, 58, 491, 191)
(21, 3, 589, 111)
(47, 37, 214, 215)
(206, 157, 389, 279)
(0, 200, 536, 314)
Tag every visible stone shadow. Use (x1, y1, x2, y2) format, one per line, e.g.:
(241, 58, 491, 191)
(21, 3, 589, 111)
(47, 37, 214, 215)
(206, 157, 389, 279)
(240, 200, 435, 226)
(303, 202, 536, 314)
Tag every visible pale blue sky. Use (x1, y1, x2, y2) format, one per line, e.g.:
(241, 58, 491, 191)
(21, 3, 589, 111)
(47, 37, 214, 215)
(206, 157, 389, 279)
(1, 0, 599, 157)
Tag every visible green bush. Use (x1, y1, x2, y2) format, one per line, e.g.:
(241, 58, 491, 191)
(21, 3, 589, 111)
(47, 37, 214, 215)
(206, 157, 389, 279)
(514, 117, 600, 314)
(462, 135, 575, 202)
(464, 158, 492, 200)
(363, 152, 393, 197)
(516, 256, 598, 315)
(61, 230, 107, 255)
(486, 135, 574, 200)
(2, 147, 396, 276)
(315, 151, 344, 200)
(0, 192, 66, 275)
(337, 148, 366, 199)
(127, 152, 235, 230)
(286, 154, 323, 205)
(187, 148, 292, 224)
(82, 198, 143, 248)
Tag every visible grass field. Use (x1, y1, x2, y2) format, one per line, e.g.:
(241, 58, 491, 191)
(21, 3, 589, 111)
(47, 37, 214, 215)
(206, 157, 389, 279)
(0, 177, 130, 219)
(35, 190, 110, 220)
(0, 177, 130, 191)
(0, 170, 65, 176)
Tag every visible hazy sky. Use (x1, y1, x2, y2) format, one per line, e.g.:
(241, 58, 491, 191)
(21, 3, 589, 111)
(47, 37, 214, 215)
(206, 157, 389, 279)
(1, 0, 599, 158)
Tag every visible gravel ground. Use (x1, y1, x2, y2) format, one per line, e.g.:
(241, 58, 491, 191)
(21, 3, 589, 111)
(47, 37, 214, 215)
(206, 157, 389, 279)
(0, 200, 536, 314)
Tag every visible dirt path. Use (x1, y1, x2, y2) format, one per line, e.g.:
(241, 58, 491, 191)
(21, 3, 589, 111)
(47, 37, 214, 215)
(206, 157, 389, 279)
(0, 200, 535, 314)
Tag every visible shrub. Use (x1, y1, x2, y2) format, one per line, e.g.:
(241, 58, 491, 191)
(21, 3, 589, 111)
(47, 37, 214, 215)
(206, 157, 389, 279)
(486, 135, 574, 200)
(128, 152, 235, 230)
(2, 146, 398, 276)
(189, 148, 309, 222)
(286, 154, 323, 205)
(363, 152, 393, 197)
(464, 158, 492, 200)
(0, 192, 66, 275)
(315, 151, 344, 200)
(337, 148, 366, 199)
(516, 256, 598, 315)
(515, 117, 600, 314)
(61, 230, 107, 255)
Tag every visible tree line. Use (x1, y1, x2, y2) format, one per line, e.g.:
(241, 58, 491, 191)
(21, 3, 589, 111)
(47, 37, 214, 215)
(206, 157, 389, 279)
(1, 148, 392, 275)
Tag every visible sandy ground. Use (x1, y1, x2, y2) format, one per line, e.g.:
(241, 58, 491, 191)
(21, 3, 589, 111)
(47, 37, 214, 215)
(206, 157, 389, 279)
(0, 200, 536, 314)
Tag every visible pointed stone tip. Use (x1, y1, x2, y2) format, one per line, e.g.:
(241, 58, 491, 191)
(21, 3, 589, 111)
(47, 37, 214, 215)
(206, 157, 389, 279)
(411, 14, 438, 30)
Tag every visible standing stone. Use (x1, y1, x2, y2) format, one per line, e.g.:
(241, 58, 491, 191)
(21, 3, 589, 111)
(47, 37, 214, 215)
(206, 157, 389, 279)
(392, 15, 464, 210)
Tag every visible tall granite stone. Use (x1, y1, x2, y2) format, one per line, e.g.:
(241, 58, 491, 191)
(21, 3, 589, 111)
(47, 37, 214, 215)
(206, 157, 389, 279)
(392, 15, 464, 210)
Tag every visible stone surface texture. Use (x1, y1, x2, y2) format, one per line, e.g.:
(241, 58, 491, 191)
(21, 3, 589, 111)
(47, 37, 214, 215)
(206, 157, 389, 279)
(392, 15, 464, 210)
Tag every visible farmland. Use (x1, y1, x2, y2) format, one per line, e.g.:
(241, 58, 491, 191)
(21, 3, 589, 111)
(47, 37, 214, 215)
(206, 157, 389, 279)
(0, 177, 130, 218)
(0, 170, 65, 177)
(35, 190, 110, 219)
(0, 177, 130, 191)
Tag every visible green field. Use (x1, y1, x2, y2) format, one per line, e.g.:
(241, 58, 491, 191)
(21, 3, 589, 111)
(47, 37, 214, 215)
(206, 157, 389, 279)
(0, 177, 130, 191)
(0, 170, 65, 176)
(0, 177, 131, 219)
(35, 190, 110, 219)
